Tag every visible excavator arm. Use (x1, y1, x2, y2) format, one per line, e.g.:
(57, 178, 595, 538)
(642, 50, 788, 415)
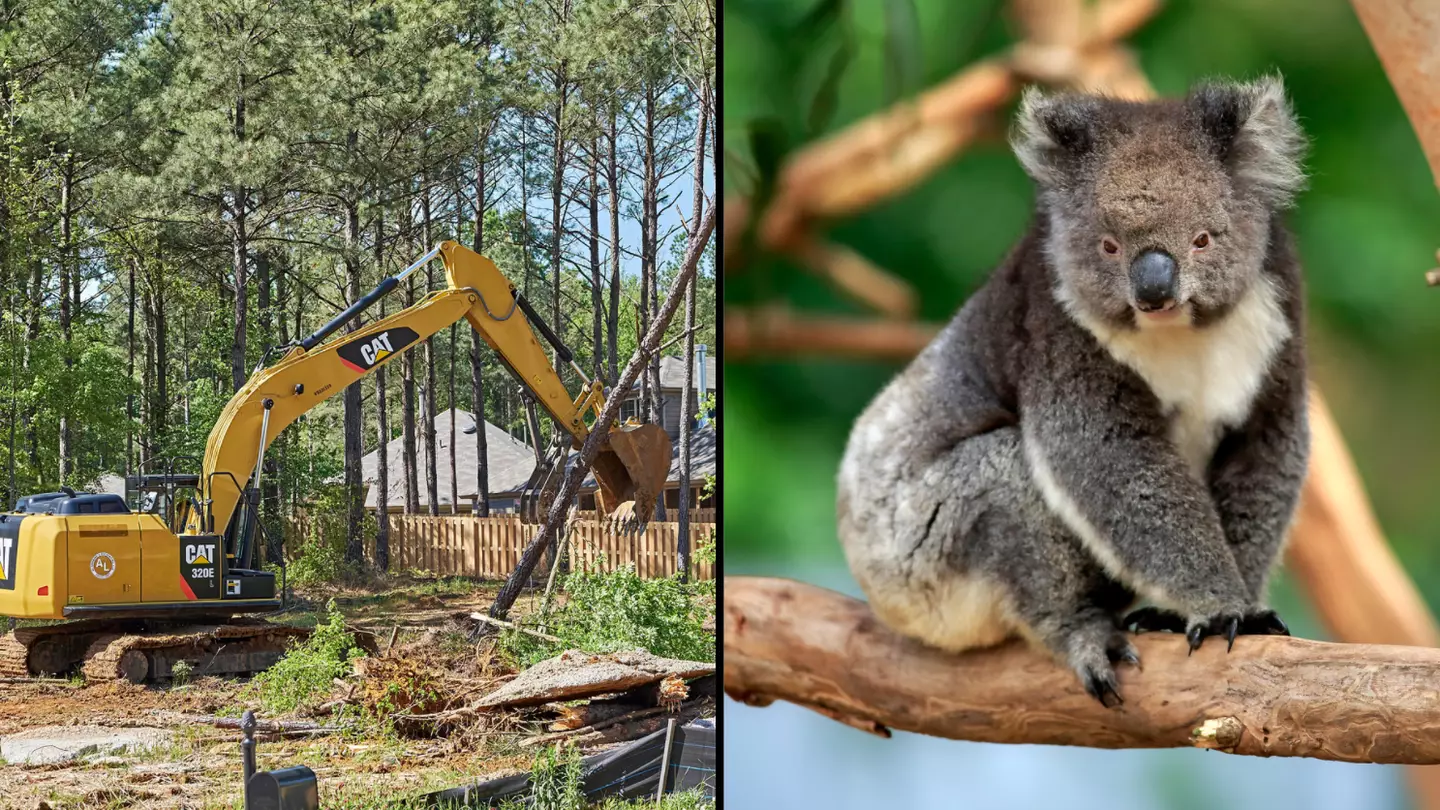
(187, 241, 671, 551)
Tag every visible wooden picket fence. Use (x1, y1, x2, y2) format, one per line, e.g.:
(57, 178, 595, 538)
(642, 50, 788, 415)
(566, 520, 716, 579)
(288, 513, 715, 580)
(577, 508, 717, 524)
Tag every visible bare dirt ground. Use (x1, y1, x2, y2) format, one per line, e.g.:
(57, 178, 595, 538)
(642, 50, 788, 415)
(0, 576, 562, 810)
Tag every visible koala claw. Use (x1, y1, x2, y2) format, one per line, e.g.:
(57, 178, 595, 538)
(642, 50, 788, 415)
(1082, 665, 1124, 708)
(1185, 614, 1240, 655)
(1185, 609, 1290, 655)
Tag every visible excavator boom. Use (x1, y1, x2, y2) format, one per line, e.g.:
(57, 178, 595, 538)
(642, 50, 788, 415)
(192, 242, 670, 543)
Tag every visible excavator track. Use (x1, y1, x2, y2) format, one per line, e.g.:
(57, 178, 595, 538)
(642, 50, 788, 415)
(0, 618, 315, 683)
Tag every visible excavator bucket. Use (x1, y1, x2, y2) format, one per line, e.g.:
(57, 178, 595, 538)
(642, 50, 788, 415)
(592, 423, 672, 534)
(516, 423, 671, 533)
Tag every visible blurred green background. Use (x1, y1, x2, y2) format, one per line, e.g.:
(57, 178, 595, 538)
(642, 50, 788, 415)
(724, 1, 1440, 808)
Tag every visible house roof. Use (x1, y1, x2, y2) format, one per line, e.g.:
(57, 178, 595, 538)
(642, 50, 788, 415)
(363, 408, 537, 509)
(657, 354, 716, 392)
(488, 425, 716, 496)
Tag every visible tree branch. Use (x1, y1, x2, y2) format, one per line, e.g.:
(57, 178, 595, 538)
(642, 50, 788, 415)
(725, 576, 1440, 765)
(725, 308, 940, 360)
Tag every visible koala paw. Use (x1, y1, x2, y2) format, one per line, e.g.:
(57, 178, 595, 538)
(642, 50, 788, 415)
(1184, 609, 1291, 655)
(1071, 630, 1141, 709)
(1124, 607, 1289, 654)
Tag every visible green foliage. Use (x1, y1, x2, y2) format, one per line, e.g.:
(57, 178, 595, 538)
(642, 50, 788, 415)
(591, 792, 714, 810)
(495, 746, 713, 810)
(501, 563, 713, 668)
(249, 600, 363, 714)
(170, 659, 194, 687)
(288, 485, 373, 586)
(530, 744, 586, 810)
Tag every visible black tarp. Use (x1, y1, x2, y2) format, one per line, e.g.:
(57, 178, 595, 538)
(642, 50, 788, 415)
(425, 720, 716, 808)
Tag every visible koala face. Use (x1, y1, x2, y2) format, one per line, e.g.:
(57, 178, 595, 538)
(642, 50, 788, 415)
(1011, 78, 1306, 331)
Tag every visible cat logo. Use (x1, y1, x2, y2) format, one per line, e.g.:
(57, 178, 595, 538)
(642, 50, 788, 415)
(360, 332, 394, 365)
(185, 543, 216, 565)
(0, 536, 10, 580)
(337, 327, 419, 374)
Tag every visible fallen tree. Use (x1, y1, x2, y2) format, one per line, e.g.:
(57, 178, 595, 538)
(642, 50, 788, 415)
(725, 576, 1440, 764)
(486, 202, 716, 622)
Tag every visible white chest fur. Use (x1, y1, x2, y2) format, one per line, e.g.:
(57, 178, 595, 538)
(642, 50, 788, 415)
(1069, 280, 1290, 478)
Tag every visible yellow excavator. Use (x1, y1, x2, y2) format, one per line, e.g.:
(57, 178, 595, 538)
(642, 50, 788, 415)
(0, 241, 671, 681)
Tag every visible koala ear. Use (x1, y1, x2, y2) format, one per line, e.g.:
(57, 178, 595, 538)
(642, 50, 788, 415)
(1188, 76, 1307, 208)
(1011, 87, 1103, 187)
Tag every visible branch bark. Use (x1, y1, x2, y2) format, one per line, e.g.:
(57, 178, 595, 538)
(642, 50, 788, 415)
(726, 576, 1440, 765)
(725, 308, 940, 360)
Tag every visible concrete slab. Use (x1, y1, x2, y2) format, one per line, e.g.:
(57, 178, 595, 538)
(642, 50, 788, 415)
(0, 725, 173, 765)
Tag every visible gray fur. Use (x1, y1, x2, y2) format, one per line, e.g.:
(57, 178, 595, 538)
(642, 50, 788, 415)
(837, 79, 1311, 702)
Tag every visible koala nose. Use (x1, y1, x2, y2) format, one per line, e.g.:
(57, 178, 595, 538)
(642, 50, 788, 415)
(1129, 250, 1178, 312)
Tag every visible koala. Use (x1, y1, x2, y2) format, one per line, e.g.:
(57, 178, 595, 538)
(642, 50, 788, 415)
(836, 77, 1310, 707)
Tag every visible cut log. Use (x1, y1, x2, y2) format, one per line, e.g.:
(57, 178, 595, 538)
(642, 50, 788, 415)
(477, 650, 714, 709)
(546, 702, 649, 731)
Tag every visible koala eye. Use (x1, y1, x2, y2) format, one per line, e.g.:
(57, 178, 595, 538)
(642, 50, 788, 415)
(1100, 237, 1121, 257)
(1192, 231, 1211, 250)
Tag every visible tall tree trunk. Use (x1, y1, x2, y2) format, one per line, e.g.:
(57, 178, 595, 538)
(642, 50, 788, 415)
(639, 85, 657, 423)
(182, 307, 191, 430)
(342, 193, 365, 566)
(1, 174, 12, 501)
(127, 256, 136, 476)
(607, 104, 621, 386)
(550, 83, 566, 370)
(255, 246, 274, 540)
(231, 199, 248, 394)
(271, 266, 284, 517)
(141, 274, 156, 472)
(402, 249, 419, 515)
(231, 72, 250, 393)
(644, 84, 667, 523)
(375, 211, 390, 570)
(677, 90, 709, 581)
(450, 179, 462, 514)
(6, 286, 14, 503)
(256, 248, 272, 353)
(520, 119, 532, 298)
(589, 132, 603, 380)
(58, 155, 73, 483)
(421, 177, 439, 516)
(644, 84, 663, 431)
(472, 144, 490, 517)
(153, 266, 168, 438)
(24, 257, 40, 482)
